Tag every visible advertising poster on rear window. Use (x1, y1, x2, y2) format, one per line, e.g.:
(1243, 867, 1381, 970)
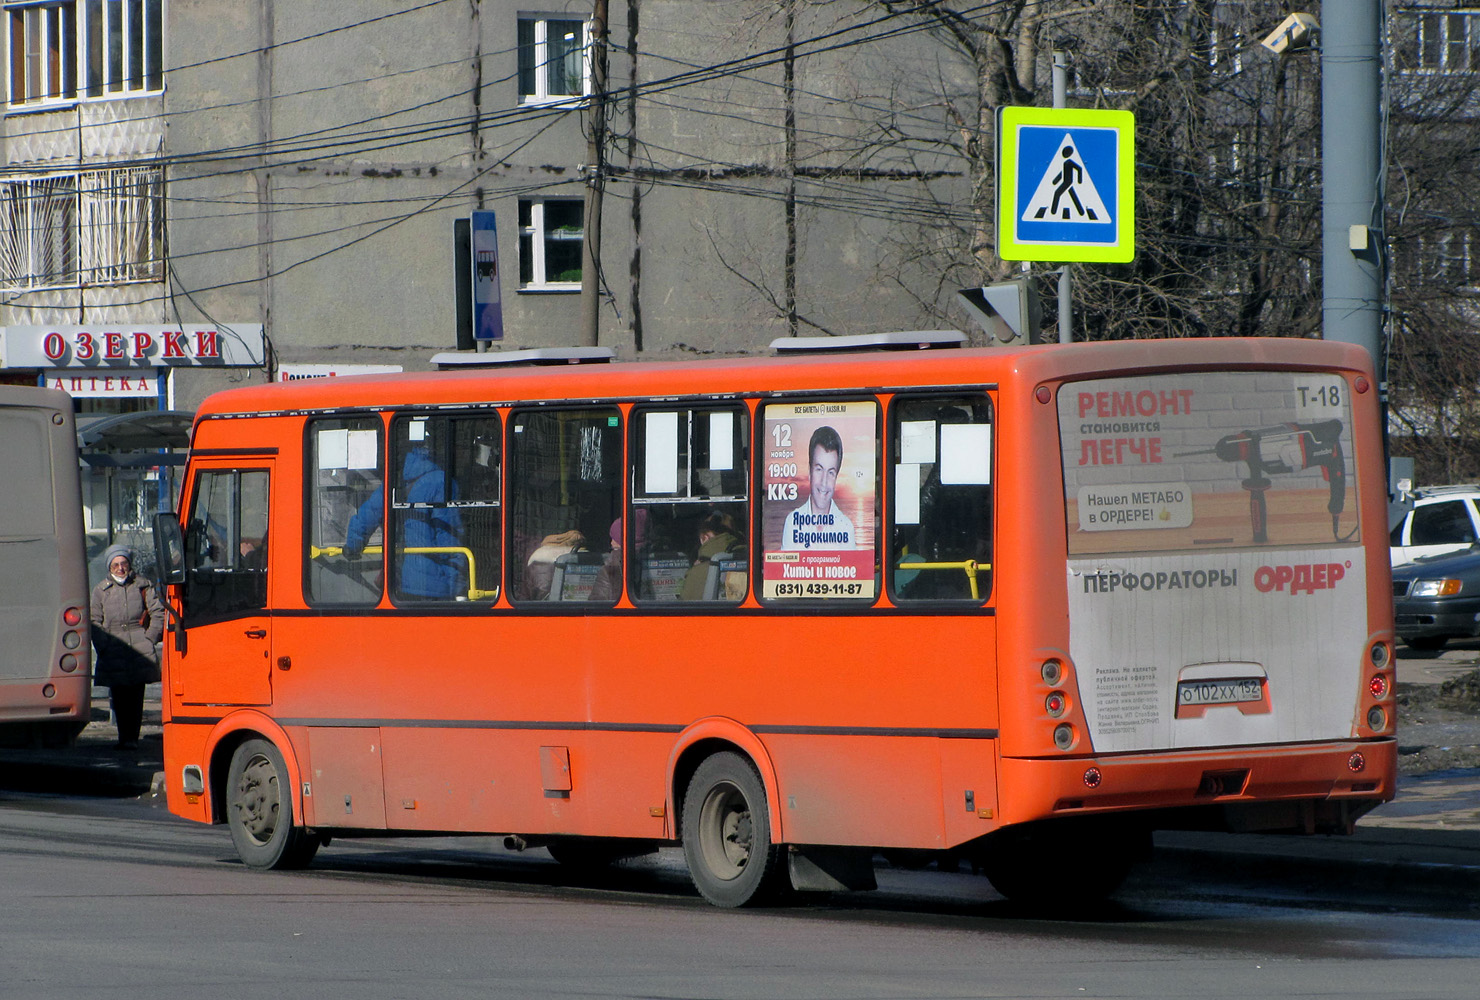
(761, 401, 877, 599)
(1058, 371, 1360, 555)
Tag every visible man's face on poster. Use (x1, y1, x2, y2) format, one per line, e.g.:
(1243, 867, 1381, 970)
(809, 445, 841, 514)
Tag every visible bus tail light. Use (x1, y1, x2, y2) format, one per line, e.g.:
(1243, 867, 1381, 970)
(1083, 767, 1102, 788)
(62, 630, 80, 649)
(1366, 706, 1387, 731)
(63, 607, 83, 627)
(1045, 692, 1067, 717)
(42, 684, 55, 698)
(1041, 658, 1063, 685)
(59, 654, 78, 672)
(1368, 675, 1388, 699)
(1369, 642, 1389, 669)
(1053, 724, 1075, 750)
(1348, 752, 1366, 772)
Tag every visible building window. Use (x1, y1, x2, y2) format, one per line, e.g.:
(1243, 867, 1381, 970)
(517, 15, 587, 104)
(8, 2, 76, 104)
(518, 198, 583, 289)
(1414, 230, 1478, 288)
(1410, 10, 1480, 72)
(0, 165, 164, 290)
(6, 0, 161, 108)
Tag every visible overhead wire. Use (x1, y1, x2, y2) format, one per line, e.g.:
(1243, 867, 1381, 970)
(5, 0, 1317, 303)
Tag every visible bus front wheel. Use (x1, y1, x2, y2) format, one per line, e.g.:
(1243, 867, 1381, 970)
(226, 738, 320, 870)
(681, 752, 788, 907)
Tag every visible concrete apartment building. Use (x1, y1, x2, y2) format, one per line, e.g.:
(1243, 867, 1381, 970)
(5, 1, 968, 402)
(9, 2, 1475, 546)
(1, 1, 970, 562)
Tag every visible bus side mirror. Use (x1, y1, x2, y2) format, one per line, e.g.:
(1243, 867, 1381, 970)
(153, 511, 186, 586)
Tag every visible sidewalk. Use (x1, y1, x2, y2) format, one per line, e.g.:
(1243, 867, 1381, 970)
(0, 683, 164, 797)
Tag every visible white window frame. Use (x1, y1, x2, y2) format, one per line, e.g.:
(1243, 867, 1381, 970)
(1412, 9, 1480, 73)
(518, 197, 584, 291)
(6, 1, 76, 106)
(516, 13, 590, 106)
(0, 165, 164, 290)
(6, 0, 163, 110)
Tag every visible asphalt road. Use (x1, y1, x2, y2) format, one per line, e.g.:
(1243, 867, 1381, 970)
(4, 792, 1480, 1000)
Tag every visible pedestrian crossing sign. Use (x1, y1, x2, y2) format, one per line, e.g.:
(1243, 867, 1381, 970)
(997, 106, 1135, 263)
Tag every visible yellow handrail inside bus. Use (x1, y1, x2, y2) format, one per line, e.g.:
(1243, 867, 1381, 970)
(893, 559, 991, 600)
(310, 544, 498, 602)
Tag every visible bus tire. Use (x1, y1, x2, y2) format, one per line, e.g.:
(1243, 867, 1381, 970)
(979, 821, 1145, 906)
(226, 738, 320, 871)
(681, 751, 788, 907)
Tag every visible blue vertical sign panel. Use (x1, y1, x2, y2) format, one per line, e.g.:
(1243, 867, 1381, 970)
(472, 210, 504, 341)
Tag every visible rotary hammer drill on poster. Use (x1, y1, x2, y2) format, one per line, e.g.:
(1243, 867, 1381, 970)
(1177, 420, 1346, 544)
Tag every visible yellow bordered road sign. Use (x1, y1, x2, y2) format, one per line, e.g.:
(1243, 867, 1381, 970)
(997, 106, 1136, 263)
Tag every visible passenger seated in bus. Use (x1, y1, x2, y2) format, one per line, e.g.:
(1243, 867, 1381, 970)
(523, 529, 586, 600)
(680, 511, 744, 600)
(345, 444, 466, 600)
(588, 519, 624, 602)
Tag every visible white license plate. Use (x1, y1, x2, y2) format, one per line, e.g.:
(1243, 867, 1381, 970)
(1177, 678, 1263, 706)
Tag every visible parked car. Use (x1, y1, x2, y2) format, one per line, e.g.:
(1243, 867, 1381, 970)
(1392, 545, 1480, 649)
(1389, 484, 1480, 566)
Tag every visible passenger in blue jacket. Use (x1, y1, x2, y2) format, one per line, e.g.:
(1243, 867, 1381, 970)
(345, 446, 466, 600)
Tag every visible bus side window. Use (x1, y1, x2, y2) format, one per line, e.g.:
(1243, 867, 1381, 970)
(888, 395, 993, 603)
(183, 468, 269, 620)
(508, 407, 623, 603)
(388, 413, 501, 604)
(306, 416, 384, 606)
(631, 405, 749, 603)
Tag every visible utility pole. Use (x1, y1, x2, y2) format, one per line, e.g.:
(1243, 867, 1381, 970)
(784, 1, 798, 337)
(1321, 4, 1385, 380)
(580, 0, 609, 347)
(1319, 2, 1388, 486)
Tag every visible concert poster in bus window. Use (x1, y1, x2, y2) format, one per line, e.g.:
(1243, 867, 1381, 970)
(761, 401, 877, 600)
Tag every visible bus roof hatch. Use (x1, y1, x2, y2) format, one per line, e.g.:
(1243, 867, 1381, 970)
(768, 331, 965, 355)
(431, 347, 616, 370)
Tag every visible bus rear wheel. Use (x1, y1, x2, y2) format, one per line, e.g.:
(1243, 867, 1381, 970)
(226, 738, 320, 870)
(978, 821, 1146, 907)
(681, 752, 788, 907)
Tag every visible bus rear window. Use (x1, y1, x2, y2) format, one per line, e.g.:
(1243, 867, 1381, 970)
(1059, 371, 1360, 555)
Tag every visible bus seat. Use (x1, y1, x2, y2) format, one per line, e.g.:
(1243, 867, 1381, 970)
(702, 555, 747, 601)
(638, 552, 690, 601)
(550, 551, 606, 601)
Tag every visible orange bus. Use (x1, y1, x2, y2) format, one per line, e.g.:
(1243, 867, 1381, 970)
(152, 334, 1396, 906)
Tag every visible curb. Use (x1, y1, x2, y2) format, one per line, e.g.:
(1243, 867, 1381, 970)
(1153, 827, 1480, 906)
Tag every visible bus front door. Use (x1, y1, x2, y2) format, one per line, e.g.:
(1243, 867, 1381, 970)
(176, 464, 274, 707)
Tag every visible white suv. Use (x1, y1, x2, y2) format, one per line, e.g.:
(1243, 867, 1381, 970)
(1390, 485, 1480, 566)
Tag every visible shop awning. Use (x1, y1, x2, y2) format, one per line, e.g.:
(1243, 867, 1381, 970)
(76, 410, 194, 466)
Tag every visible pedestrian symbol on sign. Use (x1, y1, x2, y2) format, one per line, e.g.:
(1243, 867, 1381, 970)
(1022, 134, 1109, 225)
